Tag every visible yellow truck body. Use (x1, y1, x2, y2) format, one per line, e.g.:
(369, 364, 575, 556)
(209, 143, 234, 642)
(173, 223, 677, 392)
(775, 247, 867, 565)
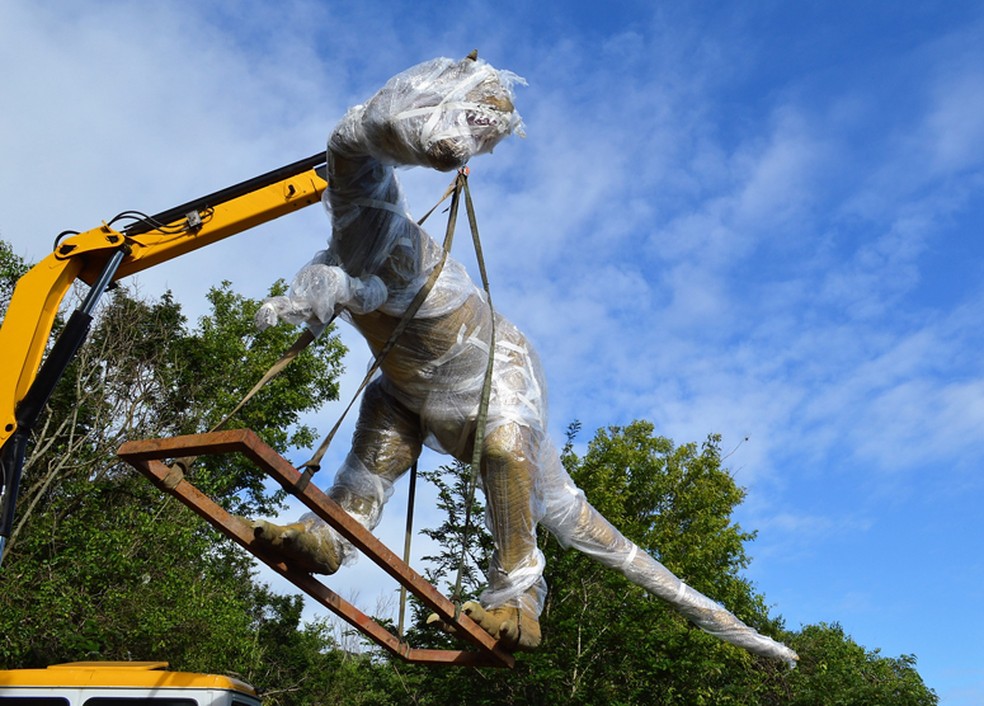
(0, 661, 261, 706)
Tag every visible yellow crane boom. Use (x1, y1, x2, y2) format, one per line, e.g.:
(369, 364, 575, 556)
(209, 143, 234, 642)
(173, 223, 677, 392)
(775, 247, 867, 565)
(0, 153, 328, 562)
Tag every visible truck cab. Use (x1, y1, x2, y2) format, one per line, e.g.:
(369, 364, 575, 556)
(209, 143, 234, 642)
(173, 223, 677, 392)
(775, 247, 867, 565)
(0, 661, 261, 706)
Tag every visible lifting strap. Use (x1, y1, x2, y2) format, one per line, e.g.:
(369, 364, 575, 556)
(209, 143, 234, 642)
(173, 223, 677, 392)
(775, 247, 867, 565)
(294, 168, 470, 483)
(292, 169, 498, 628)
(172, 169, 497, 624)
(170, 328, 319, 472)
(397, 458, 418, 638)
(218, 328, 318, 430)
(451, 174, 496, 608)
(169, 171, 460, 474)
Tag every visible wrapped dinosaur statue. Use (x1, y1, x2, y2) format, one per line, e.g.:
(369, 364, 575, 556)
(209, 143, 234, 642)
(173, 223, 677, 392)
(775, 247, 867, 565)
(249, 55, 798, 665)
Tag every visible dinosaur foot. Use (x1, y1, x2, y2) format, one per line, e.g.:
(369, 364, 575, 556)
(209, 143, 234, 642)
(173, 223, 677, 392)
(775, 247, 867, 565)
(242, 518, 340, 575)
(427, 600, 541, 652)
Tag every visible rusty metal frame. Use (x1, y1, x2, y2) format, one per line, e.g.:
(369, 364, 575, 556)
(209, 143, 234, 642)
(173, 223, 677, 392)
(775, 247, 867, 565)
(117, 429, 514, 669)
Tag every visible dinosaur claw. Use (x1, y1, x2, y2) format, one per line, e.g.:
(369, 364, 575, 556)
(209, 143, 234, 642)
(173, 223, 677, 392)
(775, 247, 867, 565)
(239, 517, 340, 575)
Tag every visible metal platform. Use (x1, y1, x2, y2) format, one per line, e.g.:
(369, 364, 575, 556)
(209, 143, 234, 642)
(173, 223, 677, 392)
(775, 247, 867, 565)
(117, 429, 514, 669)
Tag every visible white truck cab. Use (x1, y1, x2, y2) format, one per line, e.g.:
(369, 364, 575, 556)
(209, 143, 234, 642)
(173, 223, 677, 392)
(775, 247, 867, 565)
(0, 661, 261, 706)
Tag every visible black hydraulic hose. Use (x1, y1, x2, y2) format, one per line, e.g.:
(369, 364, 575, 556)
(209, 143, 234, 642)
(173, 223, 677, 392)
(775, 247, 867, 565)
(15, 248, 124, 430)
(123, 152, 326, 237)
(0, 248, 126, 567)
(0, 308, 95, 567)
(0, 431, 28, 567)
(14, 308, 93, 431)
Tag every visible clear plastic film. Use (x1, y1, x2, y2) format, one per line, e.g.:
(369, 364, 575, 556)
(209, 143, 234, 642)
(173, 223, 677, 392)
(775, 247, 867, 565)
(256, 250, 388, 332)
(260, 56, 797, 664)
(330, 56, 526, 170)
(535, 446, 799, 665)
(298, 451, 394, 567)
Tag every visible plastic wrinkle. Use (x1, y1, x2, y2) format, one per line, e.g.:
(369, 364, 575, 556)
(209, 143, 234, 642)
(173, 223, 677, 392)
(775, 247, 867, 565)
(336, 57, 526, 169)
(255, 258, 387, 330)
(481, 548, 547, 612)
(260, 56, 798, 665)
(300, 451, 395, 567)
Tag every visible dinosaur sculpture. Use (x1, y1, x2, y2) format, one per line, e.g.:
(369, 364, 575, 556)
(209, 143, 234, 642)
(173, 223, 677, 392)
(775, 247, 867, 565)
(249, 55, 797, 664)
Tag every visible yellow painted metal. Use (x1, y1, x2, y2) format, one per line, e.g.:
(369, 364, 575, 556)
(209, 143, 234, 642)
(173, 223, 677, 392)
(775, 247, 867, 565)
(0, 661, 258, 697)
(0, 165, 326, 448)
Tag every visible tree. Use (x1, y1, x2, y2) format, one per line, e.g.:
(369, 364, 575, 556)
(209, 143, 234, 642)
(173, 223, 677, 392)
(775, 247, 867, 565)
(372, 421, 937, 705)
(516, 422, 777, 705)
(0, 256, 348, 699)
(417, 459, 495, 605)
(0, 240, 29, 316)
(778, 623, 937, 706)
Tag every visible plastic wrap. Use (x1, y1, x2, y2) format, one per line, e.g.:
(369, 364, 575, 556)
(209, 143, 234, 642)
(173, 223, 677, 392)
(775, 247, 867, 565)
(256, 250, 388, 332)
(330, 56, 526, 170)
(256, 56, 798, 663)
(536, 447, 797, 662)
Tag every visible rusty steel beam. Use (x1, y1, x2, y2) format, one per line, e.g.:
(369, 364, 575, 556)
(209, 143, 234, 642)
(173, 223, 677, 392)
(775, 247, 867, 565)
(117, 429, 514, 669)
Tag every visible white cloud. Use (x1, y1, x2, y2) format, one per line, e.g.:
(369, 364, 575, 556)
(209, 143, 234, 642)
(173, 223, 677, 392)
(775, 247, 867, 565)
(926, 73, 984, 174)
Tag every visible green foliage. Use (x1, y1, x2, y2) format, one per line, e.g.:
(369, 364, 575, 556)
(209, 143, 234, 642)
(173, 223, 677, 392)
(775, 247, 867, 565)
(779, 623, 937, 706)
(567, 422, 761, 609)
(0, 257, 347, 699)
(517, 422, 777, 705)
(2, 478, 261, 670)
(417, 459, 494, 605)
(0, 240, 30, 316)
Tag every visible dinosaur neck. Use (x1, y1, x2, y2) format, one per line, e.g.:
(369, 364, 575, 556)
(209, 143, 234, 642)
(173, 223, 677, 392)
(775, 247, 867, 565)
(324, 148, 409, 277)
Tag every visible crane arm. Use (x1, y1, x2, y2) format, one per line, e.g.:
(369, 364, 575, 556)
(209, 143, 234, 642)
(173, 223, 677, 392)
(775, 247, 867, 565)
(0, 152, 328, 560)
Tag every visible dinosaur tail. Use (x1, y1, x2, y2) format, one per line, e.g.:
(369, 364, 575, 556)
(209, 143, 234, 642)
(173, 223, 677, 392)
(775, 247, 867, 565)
(539, 456, 799, 666)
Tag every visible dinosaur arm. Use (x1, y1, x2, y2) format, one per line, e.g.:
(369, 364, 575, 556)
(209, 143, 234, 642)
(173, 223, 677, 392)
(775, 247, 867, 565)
(255, 262, 387, 331)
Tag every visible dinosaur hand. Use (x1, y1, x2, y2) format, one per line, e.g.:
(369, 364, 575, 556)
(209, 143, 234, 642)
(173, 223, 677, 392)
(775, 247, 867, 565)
(254, 296, 298, 331)
(255, 265, 387, 331)
(254, 265, 345, 331)
(254, 289, 325, 331)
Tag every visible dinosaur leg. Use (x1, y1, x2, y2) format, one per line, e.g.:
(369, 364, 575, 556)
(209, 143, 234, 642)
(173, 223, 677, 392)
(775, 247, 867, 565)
(328, 379, 423, 527)
(465, 422, 545, 651)
(249, 379, 422, 573)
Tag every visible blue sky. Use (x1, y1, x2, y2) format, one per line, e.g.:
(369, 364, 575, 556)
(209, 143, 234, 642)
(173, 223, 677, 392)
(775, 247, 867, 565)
(3, 1, 984, 702)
